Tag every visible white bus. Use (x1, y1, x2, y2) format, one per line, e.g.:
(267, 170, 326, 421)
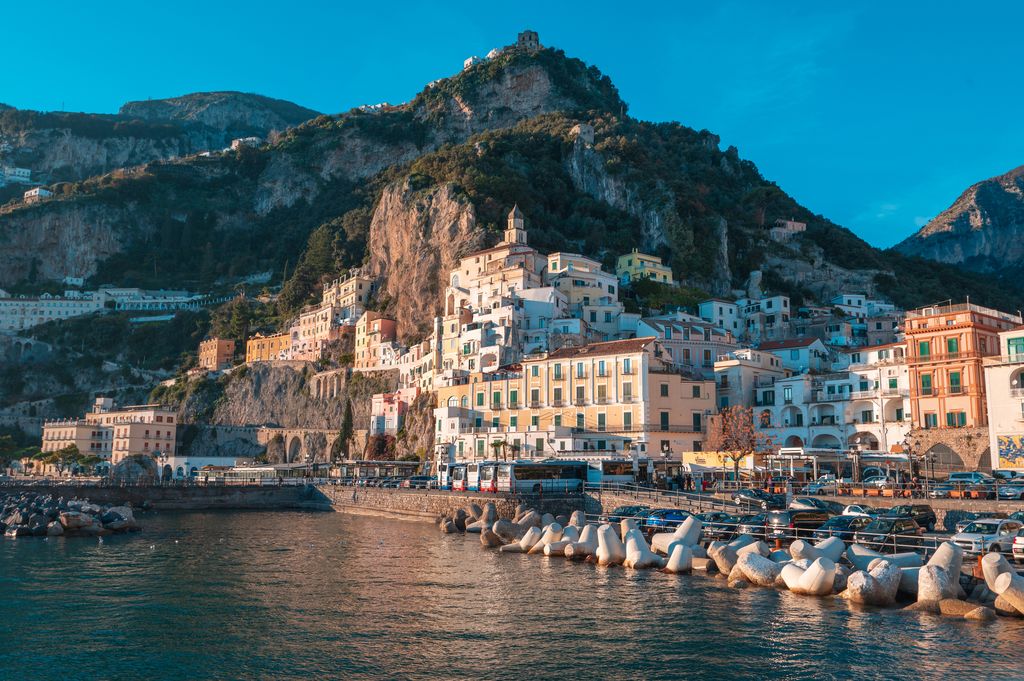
(496, 460, 588, 493)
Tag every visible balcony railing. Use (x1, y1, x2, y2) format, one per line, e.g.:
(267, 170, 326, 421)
(574, 399, 587, 406)
(551, 374, 565, 381)
(621, 367, 635, 375)
(551, 400, 565, 407)
(907, 351, 982, 364)
(1011, 388, 1024, 399)
(490, 403, 503, 411)
(529, 401, 541, 408)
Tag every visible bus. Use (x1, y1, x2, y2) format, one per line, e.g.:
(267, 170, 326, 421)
(450, 464, 468, 491)
(477, 462, 499, 493)
(496, 460, 588, 493)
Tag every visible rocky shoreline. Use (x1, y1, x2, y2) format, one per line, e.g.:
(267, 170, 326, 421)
(1, 492, 141, 538)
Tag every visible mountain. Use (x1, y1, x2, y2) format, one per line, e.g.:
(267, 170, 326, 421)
(0, 92, 320, 184)
(895, 165, 1024, 274)
(0, 37, 1020, 331)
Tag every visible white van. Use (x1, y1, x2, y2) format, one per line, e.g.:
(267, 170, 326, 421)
(946, 472, 995, 485)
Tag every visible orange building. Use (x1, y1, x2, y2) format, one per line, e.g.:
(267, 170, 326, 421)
(245, 332, 291, 363)
(354, 311, 398, 369)
(198, 337, 235, 371)
(905, 302, 1022, 429)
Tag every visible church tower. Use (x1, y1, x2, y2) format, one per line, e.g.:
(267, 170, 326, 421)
(504, 204, 528, 245)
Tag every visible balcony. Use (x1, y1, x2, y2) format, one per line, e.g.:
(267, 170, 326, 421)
(551, 374, 565, 381)
(596, 397, 609, 405)
(849, 390, 877, 400)
(948, 386, 964, 395)
(881, 388, 909, 397)
(490, 403, 503, 411)
(552, 400, 565, 407)
(574, 399, 587, 406)
(1012, 389, 1024, 399)
(907, 351, 982, 365)
(621, 367, 635, 375)
(529, 401, 541, 408)
(621, 395, 635, 403)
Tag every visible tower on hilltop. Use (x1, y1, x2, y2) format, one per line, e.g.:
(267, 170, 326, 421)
(504, 205, 528, 245)
(517, 30, 540, 52)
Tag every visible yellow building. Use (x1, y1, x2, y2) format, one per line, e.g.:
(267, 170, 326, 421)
(245, 332, 291, 363)
(434, 337, 715, 461)
(322, 270, 374, 320)
(198, 337, 235, 371)
(41, 398, 178, 468)
(616, 249, 674, 286)
(354, 311, 398, 369)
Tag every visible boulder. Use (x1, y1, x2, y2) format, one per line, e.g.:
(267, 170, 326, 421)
(45, 521, 63, 537)
(4, 525, 29, 538)
(841, 560, 902, 606)
(480, 528, 503, 548)
(101, 506, 137, 532)
(938, 599, 976, 617)
(964, 606, 996, 622)
(440, 520, 458, 534)
(59, 511, 95, 531)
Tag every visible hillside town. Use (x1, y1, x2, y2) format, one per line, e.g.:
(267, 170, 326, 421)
(31, 206, 1024, 485)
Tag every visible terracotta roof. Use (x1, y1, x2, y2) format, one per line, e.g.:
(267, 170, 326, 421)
(757, 338, 823, 351)
(544, 337, 657, 360)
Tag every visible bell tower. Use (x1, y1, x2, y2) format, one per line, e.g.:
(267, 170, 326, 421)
(504, 204, 527, 245)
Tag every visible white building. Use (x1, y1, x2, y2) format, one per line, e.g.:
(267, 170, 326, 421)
(3, 166, 31, 184)
(699, 299, 741, 335)
(714, 348, 790, 410)
(23, 187, 52, 203)
(984, 327, 1024, 470)
(0, 291, 107, 333)
(758, 337, 830, 373)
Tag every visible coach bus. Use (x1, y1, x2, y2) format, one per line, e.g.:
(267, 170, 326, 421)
(496, 460, 588, 493)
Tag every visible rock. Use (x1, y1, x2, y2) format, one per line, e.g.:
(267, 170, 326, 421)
(101, 506, 137, 532)
(480, 528, 503, 548)
(729, 579, 749, 589)
(45, 521, 63, 537)
(59, 511, 95, 531)
(938, 599, 976, 617)
(994, 595, 1023, 617)
(452, 509, 468, 532)
(708, 544, 739, 575)
(4, 525, 29, 538)
(903, 600, 940, 614)
(440, 520, 458, 534)
(964, 606, 996, 622)
(467, 503, 483, 521)
(691, 557, 714, 572)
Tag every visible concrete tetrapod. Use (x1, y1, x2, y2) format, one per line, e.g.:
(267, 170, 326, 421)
(664, 543, 694, 574)
(915, 564, 954, 605)
(727, 534, 755, 552)
(596, 524, 627, 566)
(544, 526, 581, 557)
(842, 559, 902, 606)
(650, 517, 703, 555)
(565, 525, 599, 560)
(928, 541, 965, 581)
(623, 529, 666, 570)
(515, 510, 543, 531)
(466, 503, 499, 533)
(568, 511, 587, 529)
(468, 503, 483, 522)
(500, 526, 543, 553)
(540, 513, 556, 527)
(736, 540, 771, 558)
(993, 571, 1024, 616)
(981, 552, 1013, 592)
(480, 528, 503, 548)
(736, 552, 783, 587)
(708, 543, 739, 575)
(782, 558, 837, 596)
(492, 519, 519, 544)
(620, 518, 639, 539)
(528, 523, 564, 555)
(846, 544, 922, 571)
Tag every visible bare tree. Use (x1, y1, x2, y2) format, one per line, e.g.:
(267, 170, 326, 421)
(705, 405, 774, 480)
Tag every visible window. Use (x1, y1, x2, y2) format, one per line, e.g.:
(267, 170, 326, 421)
(553, 387, 563, 403)
(924, 413, 938, 429)
(575, 386, 585, 403)
(509, 390, 518, 408)
(660, 411, 670, 430)
(888, 377, 898, 390)
(703, 349, 712, 365)
(476, 392, 484, 406)
(920, 374, 932, 396)
(530, 389, 540, 406)
(860, 410, 873, 423)
(783, 386, 792, 403)
(895, 408, 904, 421)
(554, 364, 562, 379)
(491, 416, 499, 428)
(576, 413, 584, 429)
(531, 365, 539, 377)
(597, 413, 606, 432)
(477, 440, 485, 457)
(946, 411, 967, 427)
(660, 384, 669, 397)
(492, 391, 501, 406)
(948, 371, 961, 394)
(622, 383, 632, 400)
(531, 415, 539, 427)
(623, 358, 632, 374)
(690, 385, 700, 399)
(947, 337, 959, 355)
(577, 363, 585, 378)
(623, 412, 632, 429)
(790, 350, 799, 360)
(1009, 337, 1024, 359)
(597, 385, 607, 402)
(918, 341, 931, 357)
(553, 415, 562, 427)
(692, 413, 702, 431)
(598, 360, 606, 376)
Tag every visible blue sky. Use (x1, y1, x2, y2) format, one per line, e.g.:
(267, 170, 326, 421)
(4, 1, 1023, 247)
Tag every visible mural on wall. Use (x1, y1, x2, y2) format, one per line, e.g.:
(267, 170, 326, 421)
(998, 435, 1024, 469)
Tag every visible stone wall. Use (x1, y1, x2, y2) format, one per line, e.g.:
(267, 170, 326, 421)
(314, 485, 581, 522)
(0, 483, 324, 511)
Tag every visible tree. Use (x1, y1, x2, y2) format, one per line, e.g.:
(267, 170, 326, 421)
(705, 405, 773, 480)
(337, 400, 354, 460)
(490, 440, 507, 462)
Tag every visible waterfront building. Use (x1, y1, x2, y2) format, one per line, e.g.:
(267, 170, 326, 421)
(434, 337, 715, 465)
(615, 249, 674, 286)
(905, 302, 1021, 430)
(713, 348, 790, 410)
(3, 166, 31, 184)
(369, 387, 420, 436)
(983, 327, 1024, 469)
(245, 332, 291, 363)
(41, 398, 177, 467)
(197, 337, 235, 371)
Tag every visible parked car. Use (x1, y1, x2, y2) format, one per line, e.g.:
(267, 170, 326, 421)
(380, 476, 405, 488)
(765, 510, 831, 543)
(947, 472, 997, 486)
(731, 488, 785, 510)
(642, 508, 691, 531)
(998, 483, 1024, 501)
(812, 514, 873, 542)
(800, 476, 843, 495)
(788, 497, 843, 515)
(928, 482, 957, 499)
(696, 512, 738, 541)
(885, 504, 937, 533)
(842, 504, 880, 517)
(607, 505, 650, 523)
(993, 470, 1023, 482)
(734, 513, 767, 539)
(1009, 511, 1024, 523)
(854, 517, 924, 553)
(401, 475, 435, 489)
(862, 475, 891, 489)
(952, 518, 1023, 557)
(1012, 528, 1024, 564)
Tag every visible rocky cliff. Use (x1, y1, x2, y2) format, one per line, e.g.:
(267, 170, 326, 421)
(895, 165, 1024, 273)
(0, 92, 319, 184)
(365, 180, 483, 342)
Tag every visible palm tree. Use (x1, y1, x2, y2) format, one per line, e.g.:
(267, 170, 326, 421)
(490, 440, 508, 461)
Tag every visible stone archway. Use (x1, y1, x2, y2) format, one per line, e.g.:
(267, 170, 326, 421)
(287, 436, 303, 464)
(784, 435, 804, 447)
(908, 427, 989, 471)
(924, 443, 966, 471)
(304, 432, 328, 463)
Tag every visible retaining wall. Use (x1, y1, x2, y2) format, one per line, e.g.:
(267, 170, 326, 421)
(0, 484, 324, 511)
(314, 485, 583, 522)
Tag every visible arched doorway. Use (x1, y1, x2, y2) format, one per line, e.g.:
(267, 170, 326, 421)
(924, 443, 966, 473)
(849, 431, 880, 451)
(176, 466, 184, 478)
(784, 435, 804, 447)
(811, 433, 842, 449)
(287, 436, 303, 464)
(162, 464, 172, 482)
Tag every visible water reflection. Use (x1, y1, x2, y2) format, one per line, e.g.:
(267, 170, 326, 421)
(2, 511, 1024, 680)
